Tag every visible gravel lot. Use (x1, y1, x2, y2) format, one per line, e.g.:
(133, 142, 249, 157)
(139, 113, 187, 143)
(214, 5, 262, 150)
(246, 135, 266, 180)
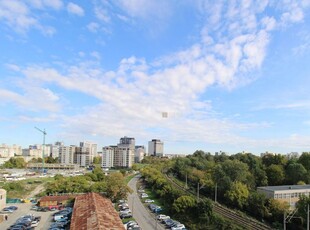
(0, 202, 56, 230)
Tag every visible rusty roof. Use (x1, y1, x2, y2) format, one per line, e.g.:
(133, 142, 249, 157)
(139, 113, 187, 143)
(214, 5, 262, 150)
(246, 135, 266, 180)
(39, 195, 77, 202)
(70, 192, 124, 230)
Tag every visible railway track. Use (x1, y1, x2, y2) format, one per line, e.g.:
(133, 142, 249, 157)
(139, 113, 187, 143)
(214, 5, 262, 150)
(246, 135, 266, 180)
(165, 174, 272, 230)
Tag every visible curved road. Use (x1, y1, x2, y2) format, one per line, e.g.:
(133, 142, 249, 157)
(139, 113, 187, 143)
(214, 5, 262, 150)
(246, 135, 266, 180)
(128, 175, 165, 230)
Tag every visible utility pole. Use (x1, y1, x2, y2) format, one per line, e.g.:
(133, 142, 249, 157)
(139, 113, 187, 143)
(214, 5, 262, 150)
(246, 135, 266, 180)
(197, 182, 199, 201)
(35, 127, 47, 175)
(215, 183, 217, 203)
(307, 204, 309, 230)
(185, 173, 188, 189)
(283, 212, 286, 230)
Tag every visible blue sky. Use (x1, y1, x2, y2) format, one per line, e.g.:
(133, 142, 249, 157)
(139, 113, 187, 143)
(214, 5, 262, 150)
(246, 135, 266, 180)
(1, 0, 310, 155)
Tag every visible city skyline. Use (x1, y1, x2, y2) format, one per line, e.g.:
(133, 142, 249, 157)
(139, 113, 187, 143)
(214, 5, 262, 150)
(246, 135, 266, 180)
(1, 1, 310, 155)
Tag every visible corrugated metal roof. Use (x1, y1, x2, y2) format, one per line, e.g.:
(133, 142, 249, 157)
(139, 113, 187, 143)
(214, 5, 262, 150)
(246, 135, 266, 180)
(70, 192, 124, 230)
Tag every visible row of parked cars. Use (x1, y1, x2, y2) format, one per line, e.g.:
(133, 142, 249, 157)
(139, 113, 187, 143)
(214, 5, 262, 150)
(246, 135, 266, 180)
(117, 200, 141, 230)
(48, 207, 72, 230)
(139, 186, 186, 230)
(7, 214, 41, 230)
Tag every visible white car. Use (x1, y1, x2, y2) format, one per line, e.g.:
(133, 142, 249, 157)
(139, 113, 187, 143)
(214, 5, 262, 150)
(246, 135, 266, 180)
(157, 214, 170, 220)
(141, 193, 148, 198)
(171, 224, 185, 230)
(138, 189, 145, 193)
(144, 199, 154, 203)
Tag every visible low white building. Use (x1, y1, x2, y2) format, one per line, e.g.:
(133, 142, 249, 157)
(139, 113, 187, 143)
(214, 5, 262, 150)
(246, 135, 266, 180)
(257, 185, 310, 209)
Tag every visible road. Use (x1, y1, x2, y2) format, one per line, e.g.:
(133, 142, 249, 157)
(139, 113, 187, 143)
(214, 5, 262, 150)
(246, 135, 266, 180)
(128, 175, 165, 230)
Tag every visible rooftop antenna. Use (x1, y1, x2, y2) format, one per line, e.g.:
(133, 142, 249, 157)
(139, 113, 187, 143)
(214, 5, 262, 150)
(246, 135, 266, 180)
(35, 127, 47, 175)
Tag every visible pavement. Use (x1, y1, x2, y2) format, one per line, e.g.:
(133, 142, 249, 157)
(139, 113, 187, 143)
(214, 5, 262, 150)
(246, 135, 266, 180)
(127, 175, 165, 230)
(0, 202, 55, 230)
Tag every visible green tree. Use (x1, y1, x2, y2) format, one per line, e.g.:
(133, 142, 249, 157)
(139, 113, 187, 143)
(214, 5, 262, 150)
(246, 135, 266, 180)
(262, 154, 286, 167)
(246, 191, 269, 219)
(267, 199, 290, 223)
(298, 152, 310, 171)
(285, 163, 307, 184)
(106, 172, 131, 202)
(173, 195, 196, 213)
(225, 181, 249, 209)
(296, 195, 310, 224)
(266, 164, 285, 185)
(3, 157, 26, 168)
(93, 156, 102, 164)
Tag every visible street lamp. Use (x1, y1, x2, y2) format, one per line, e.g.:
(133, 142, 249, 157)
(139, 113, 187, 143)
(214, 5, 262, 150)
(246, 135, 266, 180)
(35, 127, 47, 175)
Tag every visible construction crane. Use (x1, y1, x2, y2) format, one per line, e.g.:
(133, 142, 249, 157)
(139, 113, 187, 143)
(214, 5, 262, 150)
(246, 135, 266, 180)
(35, 127, 47, 175)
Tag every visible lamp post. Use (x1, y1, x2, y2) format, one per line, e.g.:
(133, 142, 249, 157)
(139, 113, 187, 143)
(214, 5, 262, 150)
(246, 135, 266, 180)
(35, 127, 47, 175)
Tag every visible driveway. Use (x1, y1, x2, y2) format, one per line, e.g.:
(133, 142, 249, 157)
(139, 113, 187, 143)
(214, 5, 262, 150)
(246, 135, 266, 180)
(127, 175, 165, 230)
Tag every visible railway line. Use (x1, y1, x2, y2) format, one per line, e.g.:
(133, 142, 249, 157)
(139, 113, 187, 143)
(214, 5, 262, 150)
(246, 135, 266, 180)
(165, 174, 272, 230)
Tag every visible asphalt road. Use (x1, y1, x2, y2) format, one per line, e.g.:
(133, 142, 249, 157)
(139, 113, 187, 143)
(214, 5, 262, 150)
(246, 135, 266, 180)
(128, 175, 165, 230)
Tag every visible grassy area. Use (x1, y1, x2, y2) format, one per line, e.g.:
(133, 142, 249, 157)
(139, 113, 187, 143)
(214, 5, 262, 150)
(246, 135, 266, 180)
(125, 173, 136, 184)
(0, 177, 54, 199)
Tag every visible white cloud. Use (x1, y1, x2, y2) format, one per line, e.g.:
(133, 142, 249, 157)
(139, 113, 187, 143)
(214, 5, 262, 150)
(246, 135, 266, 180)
(3, 1, 310, 151)
(87, 22, 100, 33)
(0, 86, 60, 112)
(0, 0, 60, 34)
(94, 6, 110, 23)
(67, 2, 84, 16)
(90, 51, 101, 60)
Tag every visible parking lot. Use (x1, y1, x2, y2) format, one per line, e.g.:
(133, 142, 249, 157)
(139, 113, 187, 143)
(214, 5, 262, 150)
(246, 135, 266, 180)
(0, 203, 55, 230)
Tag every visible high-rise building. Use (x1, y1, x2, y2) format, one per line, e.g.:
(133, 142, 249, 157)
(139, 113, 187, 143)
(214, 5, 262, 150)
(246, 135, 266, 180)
(75, 147, 91, 167)
(148, 139, 164, 157)
(47, 142, 63, 159)
(80, 141, 97, 164)
(112, 137, 135, 168)
(59, 145, 76, 164)
(102, 146, 116, 168)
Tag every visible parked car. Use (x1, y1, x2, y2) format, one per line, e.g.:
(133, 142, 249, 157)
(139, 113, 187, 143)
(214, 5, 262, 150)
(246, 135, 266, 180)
(2, 208, 14, 213)
(138, 189, 145, 193)
(144, 199, 154, 203)
(140, 193, 148, 198)
(171, 224, 186, 230)
(119, 209, 132, 215)
(125, 220, 137, 229)
(30, 206, 39, 211)
(163, 218, 175, 227)
(120, 213, 133, 219)
(8, 206, 18, 210)
(157, 214, 170, 220)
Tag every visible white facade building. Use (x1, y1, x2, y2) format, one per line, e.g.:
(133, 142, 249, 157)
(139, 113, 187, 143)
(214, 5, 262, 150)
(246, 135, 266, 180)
(102, 146, 115, 168)
(148, 139, 164, 157)
(59, 145, 76, 164)
(0, 144, 22, 158)
(80, 141, 97, 164)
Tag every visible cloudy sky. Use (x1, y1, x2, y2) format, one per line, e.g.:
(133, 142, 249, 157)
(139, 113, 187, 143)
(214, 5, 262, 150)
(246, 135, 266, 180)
(1, 0, 310, 155)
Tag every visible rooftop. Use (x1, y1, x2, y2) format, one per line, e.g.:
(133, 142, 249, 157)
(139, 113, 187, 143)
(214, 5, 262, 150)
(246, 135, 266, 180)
(70, 192, 124, 230)
(257, 184, 310, 192)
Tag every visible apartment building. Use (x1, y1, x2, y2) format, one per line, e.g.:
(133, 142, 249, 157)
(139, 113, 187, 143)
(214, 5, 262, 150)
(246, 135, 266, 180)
(0, 144, 22, 158)
(59, 145, 76, 165)
(102, 146, 116, 168)
(75, 147, 91, 167)
(79, 141, 97, 163)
